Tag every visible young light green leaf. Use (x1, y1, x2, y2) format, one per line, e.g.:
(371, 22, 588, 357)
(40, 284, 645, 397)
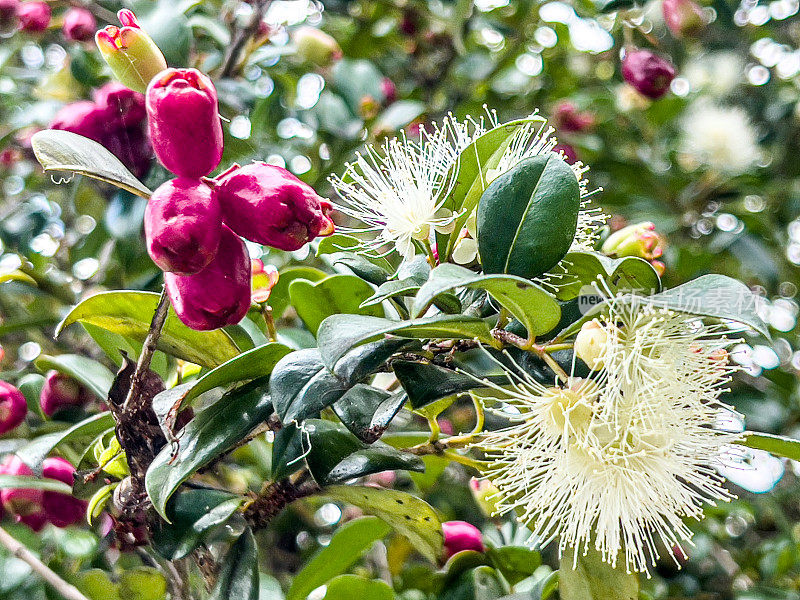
(558, 547, 638, 600)
(740, 431, 800, 461)
(57, 291, 240, 368)
(31, 130, 152, 198)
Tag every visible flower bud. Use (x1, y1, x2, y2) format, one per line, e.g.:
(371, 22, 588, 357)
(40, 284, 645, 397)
(621, 49, 676, 100)
(214, 162, 335, 251)
(663, 0, 706, 37)
(93, 82, 146, 128)
(165, 226, 251, 331)
(95, 9, 167, 93)
(146, 68, 223, 178)
(40, 371, 92, 417)
(292, 26, 342, 66)
(145, 178, 222, 275)
(42, 457, 86, 528)
(62, 7, 96, 42)
(0, 0, 19, 27)
(442, 521, 484, 559)
(574, 319, 607, 371)
(469, 478, 500, 518)
(50, 100, 108, 140)
(0, 381, 27, 435)
(601, 221, 665, 261)
(0, 456, 43, 519)
(17, 1, 50, 32)
(251, 261, 279, 304)
(552, 143, 578, 164)
(380, 78, 397, 104)
(553, 101, 595, 133)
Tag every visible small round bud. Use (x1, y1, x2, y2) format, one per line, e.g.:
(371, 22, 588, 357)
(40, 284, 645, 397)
(601, 221, 665, 261)
(40, 371, 92, 417)
(292, 26, 342, 66)
(42, 457, 86, 528)
(621, 49, 676, 100)
(17, 1, 50, 32)
(469, 478, 500, 518)
(62, 7, 96, 42)
(144, 178, 222, 275)
(662, 0, 706, 37)
(0, 455, 43, 519)
(442, 521, 484, 559)
(0, 381, 27, 434)
(553, 101, 595, 133)
(93, 82, 146, 128)
(574, 319, 607, 371)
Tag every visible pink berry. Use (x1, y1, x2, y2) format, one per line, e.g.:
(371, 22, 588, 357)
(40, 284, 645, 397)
(0, 381, 27, 435)
(621, 49, 676, 100)
(62, 7, 96, 42)
(442, 520, 485, 558)
(39, 371, 92, 417)
(42, 457, 86, 528)
(16, 1, 49, 32)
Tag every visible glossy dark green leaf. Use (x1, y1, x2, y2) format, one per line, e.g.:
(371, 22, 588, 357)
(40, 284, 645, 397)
(486, 546, 542, 586)
(554, 251, 661, 301)
(441, 566, 508, 600)
(15, 412, 115, 471)
(413, 264, 561, 337)
(439, 116, 548, 260)
(57, 291, 240, 368)
(477, 155, 580, 280)
(331, 252, 390, 286)
(290, 274, 385, 335)
(317, 234, 394, 272)
(209, 528, 259, 600)
(360, 279, 421, 309)
(317, 314, 495, 371)
(287, 516, 392, 600)
(31, 130, 152, 198)
(151, 487, 243, 560)
(333, 384, 406, 443)
(146, 380, 272, 520)
(34, 354, 115, 401)
(392, 360, 497, 409)
(323, 485, 444, 563)
(558, 547, 638, 600)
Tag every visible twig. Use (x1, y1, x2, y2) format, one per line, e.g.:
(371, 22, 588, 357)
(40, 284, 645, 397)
(0, 525, 91, 600)
(122, 286, 170, 413)
(219, 0, 271, 78)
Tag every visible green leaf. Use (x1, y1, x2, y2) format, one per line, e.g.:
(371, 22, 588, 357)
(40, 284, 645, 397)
(558, 547, 638, 600)
(269, 267, 328, 320)
(274, 419, 423, 485)
(324, 575, 394, 600)
(558, 274, 769, 339)
(360, 279, 421, 309)
(330, 252, 391, 286)
(323, 485, 443, 563)
(117, 568, 168, 600)
(554, 251, 661, 301)
(477, 155, 581, 280)
(210, 529, 259, 600)
(156, 342, 292, 416)
(486, 546, 542, 586)
(332, 59, 386, 110)
(31, 130, 152, 198)
(392, 360, 499, 410)
(412, 264, 561, 338)
(289, 274, 385, 336)
(15, 412, 115, 471)
(57, 291, 240, 368)
(439, 116, 548, 260)
(151, 487, 243, 560)
(0, 474, 73, 494)
(34, 354, 115, 401)
(146, 380, 272, 520)
(442, 567, 508, 600)
(740, 431, 800, 461)
(287, 517, 392, 600)
(317, 314, 495, 371)
(0, 269, 36, 286)
(333, 384, 406, 443)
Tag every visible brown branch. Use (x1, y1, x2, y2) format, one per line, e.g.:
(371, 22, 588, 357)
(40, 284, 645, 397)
(219, 0, 271, 78)
(0, 526, 91, 600)
(122, 286, 170, 414)
(244, 479, 317, 531)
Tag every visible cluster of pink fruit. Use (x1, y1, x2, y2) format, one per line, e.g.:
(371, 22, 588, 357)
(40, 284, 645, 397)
(141, 67, 335, 330)
(0, 0, 96, 41)
(50, 82, 151, 178)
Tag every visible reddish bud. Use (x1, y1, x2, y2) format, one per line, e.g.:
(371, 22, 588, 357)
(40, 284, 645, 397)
(17, 1, 49, 32)
(62, 7, 96, 42)
(165, 226, 251, 331)
(553, 101, 595, 133)
(552, 143, 578, 164)
(93, 82, 146, 128)
(251, 262, 279, 304)
(663, 0, 706, 37)
(102, 125, 152, 180)
(0, 381, 27, 435)
(621, 49, 676, 100)
(42, 457, 86, 528)
(380, 78, 397, 104)
(146, 68, 223, 178)
(40, 371, 92, 417)
(442, 521, 484, 558)
(0, 456, 43, 519)
(0, 0, 19, 26)
(145, 178, 222, 274)
(50, 100, 107, 140)
(214, 162, 335, 251)
(602, 221, 665, 261)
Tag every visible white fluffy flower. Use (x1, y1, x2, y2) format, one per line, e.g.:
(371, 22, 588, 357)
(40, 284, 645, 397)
(679, 102, 761, 174)
(331, 110, 605, 262)
(476, 298, 743, 575)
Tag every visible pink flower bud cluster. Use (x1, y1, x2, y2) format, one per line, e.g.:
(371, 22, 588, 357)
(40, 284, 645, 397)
(2, 1, 97, 40)
(50, 82, 151, 178)
(0, 455, 87, 531)
(143, 69, 335, 331)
